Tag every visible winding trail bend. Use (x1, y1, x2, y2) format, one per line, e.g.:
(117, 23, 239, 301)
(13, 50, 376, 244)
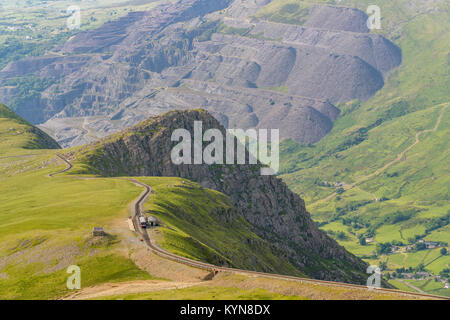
(50, 154, 448, 300)
(48, 154, 73, 177)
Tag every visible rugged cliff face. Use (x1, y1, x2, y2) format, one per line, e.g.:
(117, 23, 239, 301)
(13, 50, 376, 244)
(74, 109, 368, 283)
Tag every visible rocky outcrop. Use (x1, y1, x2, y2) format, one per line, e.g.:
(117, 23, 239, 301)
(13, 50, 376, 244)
(75, 109, 368, 283)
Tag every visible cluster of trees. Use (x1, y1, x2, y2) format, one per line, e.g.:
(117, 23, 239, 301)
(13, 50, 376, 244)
(0, 30, 72, 69)
(357, 234, 368, 245)
(376, 242, 392, 255)
(336, 231, 347, 240)
(391, 264, 428, 279)
(332, 201, 372, 222)
(325, 230, 348, 241)
(424, 213, 450, 233)
(342, 217, 364, 229)
(440, 268, 450, 279)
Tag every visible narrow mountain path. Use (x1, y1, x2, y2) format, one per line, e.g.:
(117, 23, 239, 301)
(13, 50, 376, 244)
(314, 103, 448, 205)
(49, 154, 448, 300)
(48, 154, 73, 177)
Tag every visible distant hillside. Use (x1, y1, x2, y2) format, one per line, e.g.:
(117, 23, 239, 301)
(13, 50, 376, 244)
(0, 104, 60, 152)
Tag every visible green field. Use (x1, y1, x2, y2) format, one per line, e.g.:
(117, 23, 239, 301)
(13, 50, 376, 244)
(387, 278, 449, 297)
(254, 0, 311, 25)
(1, 0, 448, 299)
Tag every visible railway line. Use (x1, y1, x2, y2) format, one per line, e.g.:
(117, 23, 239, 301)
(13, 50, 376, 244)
(51, 154, 449, 300)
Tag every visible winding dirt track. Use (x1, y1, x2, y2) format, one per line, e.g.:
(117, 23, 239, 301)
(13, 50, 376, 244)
(318, 103, 448, 203)
(51, 154, 448, 300)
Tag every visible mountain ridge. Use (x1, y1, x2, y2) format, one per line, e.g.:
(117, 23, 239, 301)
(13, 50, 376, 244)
(0, 104, 60, 151)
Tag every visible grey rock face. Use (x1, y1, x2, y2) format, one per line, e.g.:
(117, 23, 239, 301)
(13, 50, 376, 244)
(304, 4, 370, 33)
(226, 0, 272, 19)
(76, 109, 368, 283)
(0, 0, 401, 147)
(250, 20, 401, 76)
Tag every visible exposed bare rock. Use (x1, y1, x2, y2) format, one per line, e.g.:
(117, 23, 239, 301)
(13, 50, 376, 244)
(304, 4, 370, 33)
(250, 20, 401, 76)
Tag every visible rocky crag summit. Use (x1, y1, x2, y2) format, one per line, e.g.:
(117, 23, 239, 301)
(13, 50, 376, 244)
(0, 0, 401, 147)
(73, 109, 368, 283)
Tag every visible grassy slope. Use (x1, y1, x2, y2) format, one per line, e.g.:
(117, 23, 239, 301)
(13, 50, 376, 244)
(93, 286, 307, 300)
(254, 0, 450, 294)
(0, 106, 304, 299)
(0, 0, 172, 69)
(0, 2, 442, 299)
(0, 108, 154, 299)
(0, 104, 60, 152)
(138, 177, 303, 276)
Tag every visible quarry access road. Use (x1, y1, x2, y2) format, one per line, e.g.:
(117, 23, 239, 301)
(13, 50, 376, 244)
(51, 154, 449, 300)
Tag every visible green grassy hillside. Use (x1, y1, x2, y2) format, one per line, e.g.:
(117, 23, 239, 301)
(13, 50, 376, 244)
(0, 104, 60, 152)
(259, 1, 450, 295)
(138, 177, 303, 276)
(0, 105, 302, 299)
